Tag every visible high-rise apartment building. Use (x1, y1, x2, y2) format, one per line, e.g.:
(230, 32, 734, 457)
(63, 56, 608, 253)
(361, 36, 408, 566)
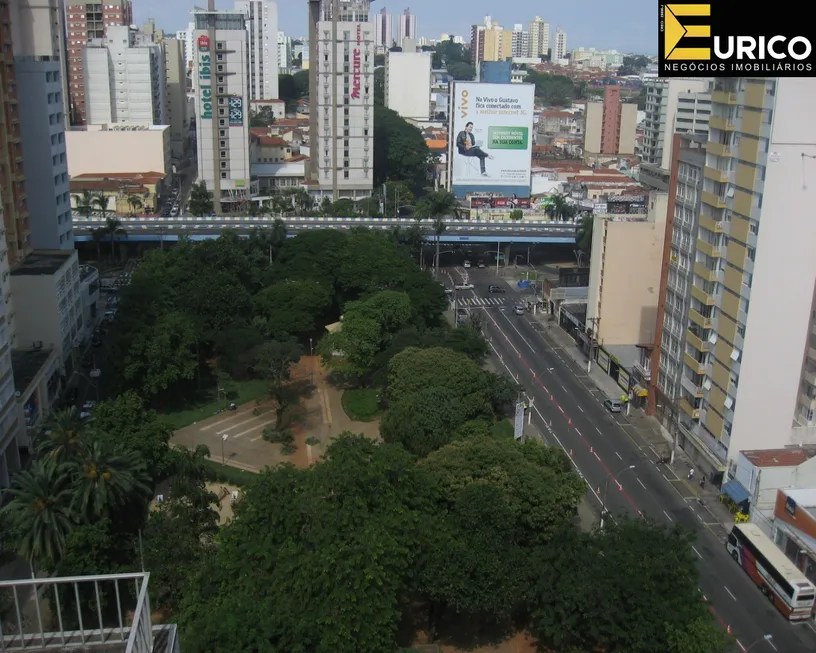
(527, 16, 550, 59)
(161, 37, 190, 159)
(235, 0, 279, 101)
(397, 8, 416, 43)
(84, 26, 168, 125)
(307, 0, 375, 199)
(65, 0, 133, 125)
(375, 7, 392, 50)
(652, 78, 816, 475)
(511, 24, 529, 59)
(278, 31, 292, 73)
(583, 86, 637, 159)
(193, 8, 252, 213)
(470, 17, 509, 65)
(177, 22, 195, 73)
(553, 27, 567, 60)
(641, 78, 711, 172)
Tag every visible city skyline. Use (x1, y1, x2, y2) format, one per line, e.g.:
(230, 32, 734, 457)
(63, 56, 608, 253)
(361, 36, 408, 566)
(133, 0, 656, 53)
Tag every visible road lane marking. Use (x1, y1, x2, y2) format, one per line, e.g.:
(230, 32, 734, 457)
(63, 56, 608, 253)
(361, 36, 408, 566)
(217, 415, 264, 435)
(200, 413, 243, 431)
(557, 405, 564, 413)
(593, 451, 600, 461)
(637, 478, 646, 490)
(561, 384, 568, 392)
(724, 586, 737, 601)
(246, 418, 279, 440)
(596, 427, 602, 434)
(736, 640, 746, 652)
(663, 510, 673, 522)
(692, 546, 703, 559)
(615, 451, 622, 459)
(767, 637, 777, 651)
(577, 405, 584, 412)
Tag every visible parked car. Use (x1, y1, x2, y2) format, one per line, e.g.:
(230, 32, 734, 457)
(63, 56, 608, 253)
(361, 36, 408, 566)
(478, 261, 486, 268)
(513, 304, 525, 315)
(488, 285, 505, 293)
(603, 398, 623, 413)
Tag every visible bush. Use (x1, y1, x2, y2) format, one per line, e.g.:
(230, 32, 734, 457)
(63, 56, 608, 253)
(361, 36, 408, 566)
(341, 388, 380, 421)
(281, 443, 297, 456)
(201, 459, 259, 486)
(305, 435, 320, 446)
(263, 427, 294, 445)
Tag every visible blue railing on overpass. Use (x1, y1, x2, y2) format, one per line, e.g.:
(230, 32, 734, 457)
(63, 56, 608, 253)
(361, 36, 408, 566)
(71, 216, 579, 245)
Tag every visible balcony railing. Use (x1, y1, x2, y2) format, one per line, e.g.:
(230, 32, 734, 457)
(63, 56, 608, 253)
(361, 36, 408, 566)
(712, 90, 738, 105)
(679, 396, 701, 419)
(709, 115, 735, 131)
(706, 141, 732, 158)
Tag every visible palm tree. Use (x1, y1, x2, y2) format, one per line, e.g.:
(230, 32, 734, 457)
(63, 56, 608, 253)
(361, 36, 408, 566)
(71, 441, 151, 520)
(73, 190, 95, 220)
(38, 407, 85, 461)
(90, 227, 105, 262)
(1, 459, 74, 567)
(576, 214, 593, 258)
(91, 192, 109, 220)
(546, 193, 574, 221)
(416, 190, 458, 274)
(104, 216, 126, 259)
(127, 195, 143, 216)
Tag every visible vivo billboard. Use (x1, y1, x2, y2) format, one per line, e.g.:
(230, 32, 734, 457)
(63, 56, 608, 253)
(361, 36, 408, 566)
(449, 82, 534, 194)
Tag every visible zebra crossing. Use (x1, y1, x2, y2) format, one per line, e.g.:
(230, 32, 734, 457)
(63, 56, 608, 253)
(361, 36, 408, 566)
(455, 296, 510, 307)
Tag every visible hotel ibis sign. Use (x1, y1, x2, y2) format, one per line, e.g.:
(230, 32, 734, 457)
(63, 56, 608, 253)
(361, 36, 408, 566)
(198, 35, 212, 119)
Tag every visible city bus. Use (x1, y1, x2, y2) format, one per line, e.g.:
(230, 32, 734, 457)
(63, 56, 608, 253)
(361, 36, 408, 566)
(726, 523, 816, 621)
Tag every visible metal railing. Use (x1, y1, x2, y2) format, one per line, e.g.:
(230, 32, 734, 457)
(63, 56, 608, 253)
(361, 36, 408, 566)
(0, 572, 155, 652)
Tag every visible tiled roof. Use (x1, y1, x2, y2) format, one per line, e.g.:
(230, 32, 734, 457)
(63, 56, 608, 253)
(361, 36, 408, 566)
(425, 139, 447, 150)
(72, 171, 164, 183)
(742, 449, 811, 467)
(252, 135, 289, 147)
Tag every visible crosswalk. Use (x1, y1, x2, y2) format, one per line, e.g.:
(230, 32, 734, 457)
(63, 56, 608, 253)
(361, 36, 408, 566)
(455, 296, 510, 307)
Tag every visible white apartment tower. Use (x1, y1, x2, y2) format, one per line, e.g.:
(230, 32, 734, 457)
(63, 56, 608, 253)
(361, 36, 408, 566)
(397, 8, 417, 43)
(193, 8, 253, 212)
(10, 0, 74, 250)
(278, 31, 292, 73)
(527, 16, 549, 59)
(553, 27, 567, 60)
(375, 7, 392, 50)
(177, 22, 195, 73)
(641, 78, 711, 171)
(307, 0, 375, 199)
(84, 26, 168, 125)
(234, 0, 280, 101)
(511, 24, 529, 59)
(654, 78, 816, 475)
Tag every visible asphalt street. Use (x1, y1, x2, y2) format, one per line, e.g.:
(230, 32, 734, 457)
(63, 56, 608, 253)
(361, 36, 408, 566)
(447, 266, 816, 653)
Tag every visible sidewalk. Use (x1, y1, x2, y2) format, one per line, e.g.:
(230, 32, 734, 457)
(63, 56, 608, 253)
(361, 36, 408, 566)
(520, 303, 735, 537)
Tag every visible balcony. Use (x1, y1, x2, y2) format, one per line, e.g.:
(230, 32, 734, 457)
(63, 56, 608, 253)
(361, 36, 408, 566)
(679, 396, 701, 420)
(698, 214, 725, 233)
(684, 351, 707, 374)
(681, 374, 705, 398)
(701, 190, 726, 209)
(696, 239, 725, 258)
(691, 284, 716, 306)
(706, 141, 732, 158)
(686, 328, 709, 352)
(689, 307, 713, 329)
(712, 90, 738, 105)
(704, 165, 729, 183)
(709, 115, 735, 131)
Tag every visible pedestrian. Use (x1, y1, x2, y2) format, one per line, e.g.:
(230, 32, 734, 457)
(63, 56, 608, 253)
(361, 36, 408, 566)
(687, 468, 695, 480)
(700, 476, 706, 489)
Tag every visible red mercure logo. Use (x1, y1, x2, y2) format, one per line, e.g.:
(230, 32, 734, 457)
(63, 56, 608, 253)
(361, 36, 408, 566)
(197, 35, 210, 50)
(351, 25, 362, 99)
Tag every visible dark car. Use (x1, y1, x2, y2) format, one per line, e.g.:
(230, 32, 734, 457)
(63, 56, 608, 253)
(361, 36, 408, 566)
(91, 335, 102, 347)
(488, 285, 506, 293)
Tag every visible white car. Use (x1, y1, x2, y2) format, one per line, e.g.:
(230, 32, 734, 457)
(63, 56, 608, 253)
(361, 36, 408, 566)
(82, 401, 97, 411)
(463, 260, 471, 268)
(455, 283, 474, 290)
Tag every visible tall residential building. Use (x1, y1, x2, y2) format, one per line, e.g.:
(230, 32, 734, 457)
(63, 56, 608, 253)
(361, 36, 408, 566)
(470, 25, 485, 66)
(641, 78, 712, 172)
(161, 37, 190, 159)
(470, 17, 509, 65)
(177, 22, 195, 72)
(193, 8, 252, 213)
(397, 8, 417, 43)
(375, 7, 392, 50)
(65, 0, 133, 126)
(583, 86, 637, 159)
(652, 78, 816, 476)
(307, 0, 375, 199)
(235, 0, 279, 101)
(0, 1, 32, 264)
(553, 27, 567, 60)
(511, 24, 529, 59)
(84, 26, 168, 126)
(527, 16, 550, 59)
(278, 31, 292, 73)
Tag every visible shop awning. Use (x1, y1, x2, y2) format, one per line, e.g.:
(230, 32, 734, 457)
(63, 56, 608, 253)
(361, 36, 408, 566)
(721, 480, 751, 505)
(634, 384, 648, 397)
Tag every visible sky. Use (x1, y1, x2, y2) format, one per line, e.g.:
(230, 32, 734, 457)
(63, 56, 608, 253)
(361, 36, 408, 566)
(134, 0, 656, 54)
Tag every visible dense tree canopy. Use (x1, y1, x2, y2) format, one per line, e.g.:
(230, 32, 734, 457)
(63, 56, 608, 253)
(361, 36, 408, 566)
(373, 106, 432, 191)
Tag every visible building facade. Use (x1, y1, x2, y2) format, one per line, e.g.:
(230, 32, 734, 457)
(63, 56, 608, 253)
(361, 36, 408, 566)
(65, 0, 133, 126)
(641, 78, 711, 172)
(194, 9, 252, 212)
(583, 86, 637, 158)
(176, 22, 195, 73)
(510, 24, 528, 59)
(235, 0, 280, 101)
(385, 51, 430, 120)
(307, 0, 375, 199)
(84, 25, 167, 126)
(66, 124, 171, 177)
(374, 7, 392, 50)
(653, 78, 816, 476)
(397, 8, 417, 44)
(161, 37, 189, 159)
(552, 28, 567, 60)
(527, 16, 549, 59)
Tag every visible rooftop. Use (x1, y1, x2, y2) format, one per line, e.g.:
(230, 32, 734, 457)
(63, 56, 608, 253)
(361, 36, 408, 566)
(10, 250, 74, 277)
(72, 172, 165, 183)
(742, 448, 812, 468)
(11, 347, 55, 393)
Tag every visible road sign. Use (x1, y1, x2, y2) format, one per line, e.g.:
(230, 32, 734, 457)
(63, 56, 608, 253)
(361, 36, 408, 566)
(514, 401, 525, 440)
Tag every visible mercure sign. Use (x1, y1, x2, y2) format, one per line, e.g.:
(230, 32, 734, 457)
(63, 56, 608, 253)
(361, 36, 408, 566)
(351, 25, 362, 99)
(198, 35, 212, 119)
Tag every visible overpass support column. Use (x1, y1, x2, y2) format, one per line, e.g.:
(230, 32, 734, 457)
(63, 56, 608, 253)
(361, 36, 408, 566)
(504, 244, 512, 269)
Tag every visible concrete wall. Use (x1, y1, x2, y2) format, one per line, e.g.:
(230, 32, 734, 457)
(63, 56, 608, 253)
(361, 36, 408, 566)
(618, 103, 637, 155)
(385, 52, 431, 120)
(66, 125, 170, 176)
(584, 102, 602, 155)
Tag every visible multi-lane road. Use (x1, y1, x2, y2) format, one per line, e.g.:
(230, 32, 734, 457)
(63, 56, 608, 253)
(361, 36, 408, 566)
(447, 265, 816, 653)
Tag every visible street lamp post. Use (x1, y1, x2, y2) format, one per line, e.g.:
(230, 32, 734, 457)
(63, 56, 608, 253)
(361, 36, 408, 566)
(601, 464, 635, 529)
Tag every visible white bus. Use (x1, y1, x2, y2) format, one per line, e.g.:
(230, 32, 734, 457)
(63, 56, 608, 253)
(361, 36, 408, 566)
(726, 523, 816, 621)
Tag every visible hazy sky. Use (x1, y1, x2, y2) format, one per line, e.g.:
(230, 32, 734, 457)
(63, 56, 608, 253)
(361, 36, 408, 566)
(134, 0, 656, 54)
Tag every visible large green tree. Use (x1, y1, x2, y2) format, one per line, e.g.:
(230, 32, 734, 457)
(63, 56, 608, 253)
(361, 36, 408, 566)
(373, 106, 431, 190)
